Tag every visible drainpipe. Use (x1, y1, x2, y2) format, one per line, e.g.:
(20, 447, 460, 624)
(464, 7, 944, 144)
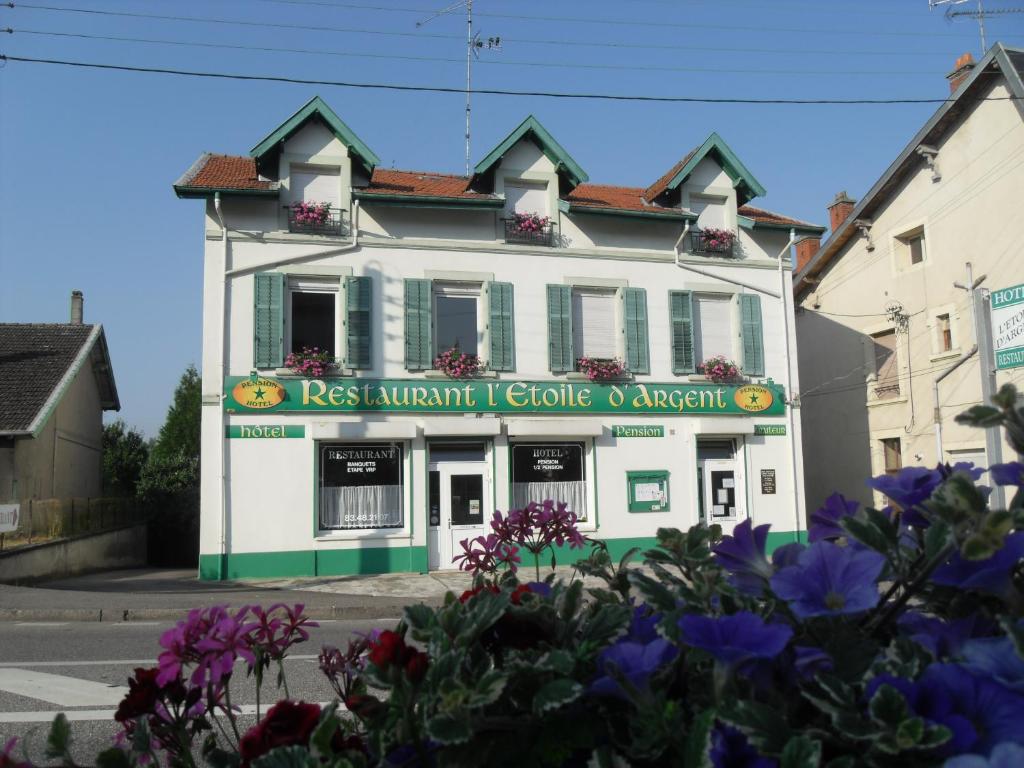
(776, 228, 801, 539)
(933, 345, 978, 461)
(213, 193, 229, 580)
(674, 222, 781, 299)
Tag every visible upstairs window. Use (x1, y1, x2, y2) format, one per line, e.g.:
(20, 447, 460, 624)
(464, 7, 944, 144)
(504, 181, 548, 217)
(871, 329, 900, 399)
(693, 294, 733, 365)
(895, 226, 926, 268)
(881, 438, 902, 476)
(288, 278, 337, 357)
(290, 164, 340, 208)
(434, 284, 480, 357)
(572, 288, 617, 360)
(938, 313, 953, 352)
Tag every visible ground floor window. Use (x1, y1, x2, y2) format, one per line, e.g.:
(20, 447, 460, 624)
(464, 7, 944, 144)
(511, 442, 587, 521)
(319, 442, 403, 530)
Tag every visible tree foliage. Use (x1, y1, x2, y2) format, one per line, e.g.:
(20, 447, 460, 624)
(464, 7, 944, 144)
(150, 364, 201, 463)
(102, 419, 149, 497)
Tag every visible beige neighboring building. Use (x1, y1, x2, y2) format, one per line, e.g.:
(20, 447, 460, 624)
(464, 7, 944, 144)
(793, 44, 1024, 512)
(0, 292, 120, 503)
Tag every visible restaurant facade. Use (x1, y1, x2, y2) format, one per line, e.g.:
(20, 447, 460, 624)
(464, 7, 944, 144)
(175, 97, 823, 579)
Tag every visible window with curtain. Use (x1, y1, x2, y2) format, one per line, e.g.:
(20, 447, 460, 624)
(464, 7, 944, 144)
(872, 330, 900, 399)
(319, 443, 404, 530)
(511, 443, 587, 521)
(693, 294, 733, 364)
(572, 289, 617, 360)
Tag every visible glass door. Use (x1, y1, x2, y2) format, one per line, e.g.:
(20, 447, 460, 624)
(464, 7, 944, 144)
(702, 458, 745, 534)
(427, 461, 489, 570)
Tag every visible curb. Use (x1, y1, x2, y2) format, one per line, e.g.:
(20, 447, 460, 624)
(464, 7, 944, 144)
(0, 601, 443, 623)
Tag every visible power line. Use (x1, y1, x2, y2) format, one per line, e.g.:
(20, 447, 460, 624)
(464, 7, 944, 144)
(1, 4, 981, 57)
(5, 29, 950, 77)
(253, 0, 1010, 37)
(5, 54, 1023, 104)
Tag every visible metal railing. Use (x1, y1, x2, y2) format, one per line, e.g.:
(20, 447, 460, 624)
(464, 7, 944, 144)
(504, 218, 554, 247)
(873, 382, 901, 400)
(690, 229, 736, 257)
(286, 206, 348, 236)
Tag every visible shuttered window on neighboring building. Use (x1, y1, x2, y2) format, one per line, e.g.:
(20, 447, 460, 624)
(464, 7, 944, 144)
(290, 164, 341, 208)
(882, 438, 902, 475)
(872, 329, 900, 399)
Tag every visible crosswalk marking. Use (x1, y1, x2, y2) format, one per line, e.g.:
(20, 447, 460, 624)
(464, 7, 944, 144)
(0, 669, 127, 706)
(0, 702, 337, 724)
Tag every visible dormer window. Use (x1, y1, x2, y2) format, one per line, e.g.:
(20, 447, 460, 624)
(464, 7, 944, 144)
(288, 164, 345, 235)
(504, 181, 553, 246)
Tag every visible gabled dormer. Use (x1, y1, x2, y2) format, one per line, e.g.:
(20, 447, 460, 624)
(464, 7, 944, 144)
(472, 116, 588, 246)
(250, 96, 379, 235)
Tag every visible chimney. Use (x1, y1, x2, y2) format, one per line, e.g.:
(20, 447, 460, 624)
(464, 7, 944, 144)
(946, 52, 975, 94)
(795, 236, 820, 273)
(827, 191, 856, 234)
(70, 290, 84, 324)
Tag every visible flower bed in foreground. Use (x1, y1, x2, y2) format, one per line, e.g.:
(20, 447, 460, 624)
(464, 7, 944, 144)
(13, 386, 1024, 768)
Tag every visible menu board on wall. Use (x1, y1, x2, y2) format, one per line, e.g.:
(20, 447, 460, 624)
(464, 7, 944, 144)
(321, 444, 402, 488)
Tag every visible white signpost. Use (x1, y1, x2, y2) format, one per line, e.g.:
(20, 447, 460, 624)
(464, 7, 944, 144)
(991, 283, 1024, 371)
(0, 504, 19, 534)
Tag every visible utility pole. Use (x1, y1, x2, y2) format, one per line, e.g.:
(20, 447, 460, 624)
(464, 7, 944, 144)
(956, 262, 1006, 507)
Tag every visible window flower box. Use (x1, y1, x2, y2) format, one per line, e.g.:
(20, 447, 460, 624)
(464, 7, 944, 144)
(433, 346, 483, 379)
(504, 213, 553, 247)
(577, 357, 626, 382)
(697, 355, 741, 383)
(286, 202, 346, 236)
(284, 347, 336, 378)
(691, 227, 736, 256)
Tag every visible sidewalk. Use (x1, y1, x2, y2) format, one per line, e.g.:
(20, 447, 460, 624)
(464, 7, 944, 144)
(0, 566, 598, 622)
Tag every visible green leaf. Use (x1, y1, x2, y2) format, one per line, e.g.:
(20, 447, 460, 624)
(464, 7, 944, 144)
(532, 678, 583, 714)
(868, 684, 908, 725)
(558, 580, 584, 622)
(684, 709, 716, 768)
(252, 745, 318, 768)
(895, 717, 924, 748)
(535, 649, 575, 676)
(45, 713, 72, 761)
(579, 604, 631, 645)
(780, 735, 821, 768)
(403, 603, 437, 630)
(924, 520, 953, 560)
(841, 514, 892, 554)
(204, 746, 242, 768)
(961, 534, 997, 561)
(722, 701, 791, 754)
(468, 670, 507, 707)
(96, 748, 133, 768)
(955, 405, 1003, 428)
(309, 703, 340, 758)
(427, 713, 473, 745)
(617, 546, 641, 571)
(917, 723, 952, 750)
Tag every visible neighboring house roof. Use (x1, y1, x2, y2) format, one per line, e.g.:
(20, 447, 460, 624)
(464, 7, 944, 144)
(250, 95, 380, 172)
(354, 169, 502, 207)
(0, 324, 119, 436)
(738, 205, 826, 233)
(473, 115, 589, 187)
(174, 153, 279, 198)
(644, 133, 768, 206)
(794, 43, 1024, 297)
(564, 183, 693, 220)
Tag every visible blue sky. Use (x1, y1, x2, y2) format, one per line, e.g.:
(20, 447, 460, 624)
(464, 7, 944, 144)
(1, 0, 1021, 436)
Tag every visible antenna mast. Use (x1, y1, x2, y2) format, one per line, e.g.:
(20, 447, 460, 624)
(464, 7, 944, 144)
(417, 0, 501, 176)
(929, 0, 990, 54)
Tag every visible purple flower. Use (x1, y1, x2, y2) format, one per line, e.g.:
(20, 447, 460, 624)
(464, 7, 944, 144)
(962, 634, 1024, 694)
(792, 645, 834, 681)
(898, 612, 995, 660)
(678, 611, 792, 668)
(809, 493, 859, 542)
(771, 542, 805, 568)
(626, 603, 661, 644)
(866, 466, 943, 526)
(990, 463, 1024, 487)
(710, 723, 777, 768)
(770, 541, 885, 619)
(872, 664, 1024, 757)
(932, 532, 1024, 599)
(713, 519, 773, 595)
(945, 742, 1024, 767)
(589, 638, 679, 701)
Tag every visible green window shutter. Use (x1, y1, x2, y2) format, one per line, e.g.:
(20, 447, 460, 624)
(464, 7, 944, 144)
(546, 285, 574, 372)
(622, 287, 650, 374)
(404, 278, 433, 370)
(344, 276, 372, 370)
(740, 293, 765, 376)
(488, 281, 515, 372)
(669, 290, 695, 374)
(254, 272, 285, 369)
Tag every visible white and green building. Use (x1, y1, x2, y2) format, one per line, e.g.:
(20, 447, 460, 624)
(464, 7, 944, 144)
(175, 97, 823, 580)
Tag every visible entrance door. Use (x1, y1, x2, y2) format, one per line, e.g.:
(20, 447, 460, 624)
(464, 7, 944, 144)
(697, 438, 745, 535)
(428, 461, 489, 570)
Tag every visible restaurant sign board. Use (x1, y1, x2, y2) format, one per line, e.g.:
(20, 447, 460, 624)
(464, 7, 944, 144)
(224, 377, 785, 416)
(992, 283, 1024, 371)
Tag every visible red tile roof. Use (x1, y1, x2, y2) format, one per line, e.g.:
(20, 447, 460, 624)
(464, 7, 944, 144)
(565, 183, 686, 217)
(179, 154, 275, 191)
(643, 147, 699, 202)
(738, 205, 822, 230)
(360, 169, 496, 200)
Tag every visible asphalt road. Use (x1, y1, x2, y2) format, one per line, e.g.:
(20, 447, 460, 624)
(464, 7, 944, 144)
(0, 618, 399, 765)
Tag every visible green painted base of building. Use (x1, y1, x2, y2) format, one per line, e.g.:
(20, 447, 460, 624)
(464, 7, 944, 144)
(198, 531, 805, 580)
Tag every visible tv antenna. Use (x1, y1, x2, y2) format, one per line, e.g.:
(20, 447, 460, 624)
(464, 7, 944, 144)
(929, 0, 993, 54)
(417, 1, 502, 176)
